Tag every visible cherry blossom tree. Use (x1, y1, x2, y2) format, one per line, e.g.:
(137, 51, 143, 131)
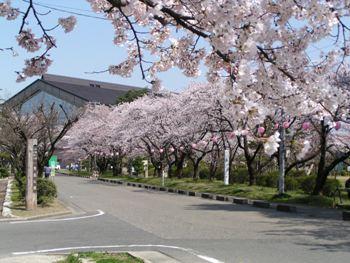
(0, 102, 79, 188)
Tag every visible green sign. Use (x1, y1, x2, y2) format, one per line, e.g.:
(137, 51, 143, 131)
(49, 156, 57, 177)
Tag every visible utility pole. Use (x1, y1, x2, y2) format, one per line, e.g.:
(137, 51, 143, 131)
(26, 139, 38, 210)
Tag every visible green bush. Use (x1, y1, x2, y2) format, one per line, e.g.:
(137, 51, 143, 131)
(0, 167, 9, 178)
(323, 179, 342, 197)
(257, 171, 279, 187)
(182, 167, 193, 178)
(132, 157, 145, 175)
(287, 169, 308, 178)
(297, 175, 316, 194)
(37, 178, 57, 206)
(215, 165, 224, 181)
(231, 167, 249, 183)
(199, 166, 210, 179)
(285, 177, 299, 191)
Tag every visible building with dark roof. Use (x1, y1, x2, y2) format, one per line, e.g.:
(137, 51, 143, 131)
(5, 74, 143, 114)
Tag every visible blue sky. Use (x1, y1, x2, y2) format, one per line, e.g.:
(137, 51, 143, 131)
(0, 0, 204, 100)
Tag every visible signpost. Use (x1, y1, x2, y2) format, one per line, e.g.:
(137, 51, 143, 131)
(26, 139, 37, 210)
(49, 155, 57, 177)
(224, 149, 230, 185)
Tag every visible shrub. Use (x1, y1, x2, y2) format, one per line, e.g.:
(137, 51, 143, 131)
(257, 171, 279, 187)
(285, 177, 299, 191)
(199, 166, 210, 179)
(215, 165, 224, 181)
(182, 166, 193, 178)
(287, 169, 308, 178)
(37, 178, 57, 206)
(131, 157, 144, 175)
(323, 179, 342, 197)
(0, 167, 9, 178)
(297, 175, 316, 194)
(231, 167, 249, 183)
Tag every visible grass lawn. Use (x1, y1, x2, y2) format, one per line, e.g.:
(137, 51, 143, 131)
(58, 169, 91, 177)
(10, 180, 70, 218)
(99, 173, 350, 208)
(57, 252, 143, 263)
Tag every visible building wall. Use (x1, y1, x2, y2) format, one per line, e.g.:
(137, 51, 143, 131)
(20, 90, 78, 121)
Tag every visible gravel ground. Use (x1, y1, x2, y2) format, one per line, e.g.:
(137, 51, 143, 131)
(0, 179, 8, 217)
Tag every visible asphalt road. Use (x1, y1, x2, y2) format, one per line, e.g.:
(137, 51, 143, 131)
(0, 176, 349, 263)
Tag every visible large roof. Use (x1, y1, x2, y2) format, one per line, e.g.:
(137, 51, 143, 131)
(41, 74, 143, 105)
(6, 74, 144, 107)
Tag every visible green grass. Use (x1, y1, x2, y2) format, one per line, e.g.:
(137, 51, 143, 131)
(57, 252, 143, 263)
(58, 169, 91, 177)
(105, 175, 350, 208)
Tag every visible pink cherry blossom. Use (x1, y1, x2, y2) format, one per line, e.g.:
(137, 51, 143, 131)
(302, 122, 311, 131)
(258, 127, 265, 135)
(283, 122, 290, 129)
(58, 16, 77, 33)
(335, 121, 341, 130)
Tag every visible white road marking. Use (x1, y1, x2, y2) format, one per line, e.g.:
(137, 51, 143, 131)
(12, 244, 225, 263)
(198, 255, 225, 263)
(10, 210, 105, 224)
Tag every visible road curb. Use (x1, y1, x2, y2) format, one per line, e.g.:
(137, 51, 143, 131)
(92, 177, 344, 220)
(128, 251, 180, 263)
(343, 211, 350, 221)
(252, 200, 270, 209)
(57, 173, 91, 179)
(233, 197, 248, 205)
(276, 204, 297, 213)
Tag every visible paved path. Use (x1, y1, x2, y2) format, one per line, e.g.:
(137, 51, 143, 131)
(0, 176, 349, 263)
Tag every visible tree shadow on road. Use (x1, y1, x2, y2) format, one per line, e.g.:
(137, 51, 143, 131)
(186, 203, 350, 253)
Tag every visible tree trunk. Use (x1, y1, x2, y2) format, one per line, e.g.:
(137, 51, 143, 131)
(312, 120, 327, 195)
(243, 137, 256, 185)
(167, 163, 174, 178)
(175, 155, 185, 178)
(193, 161, 200, 180)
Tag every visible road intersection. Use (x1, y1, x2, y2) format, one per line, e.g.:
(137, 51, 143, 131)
(0, 176, 349, 263)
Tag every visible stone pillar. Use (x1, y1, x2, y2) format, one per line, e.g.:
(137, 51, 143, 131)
(142, 160, 149, 178)
(26, 139, 38, 210)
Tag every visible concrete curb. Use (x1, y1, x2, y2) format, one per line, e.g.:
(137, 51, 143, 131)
(276, 204, 297, 213)
(0, 210, 72, 223)
(343, 211, 350, 221)
(252, 200, 270, 209)
(91, 177, 344, 220)
(57, 173, 91, 179)
(128, 251, 180, 263)
(2, 177, 14, 218)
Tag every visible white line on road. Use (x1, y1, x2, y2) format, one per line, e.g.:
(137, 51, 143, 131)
(12, 244, 224, 263)
(9, 210, 105, 224)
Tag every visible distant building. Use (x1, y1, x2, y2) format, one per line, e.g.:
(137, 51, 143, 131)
(4, 74, 143, 114)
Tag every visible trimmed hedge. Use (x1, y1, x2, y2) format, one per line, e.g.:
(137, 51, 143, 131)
(257, 171, 279, 187)
(323, 179, 342, 197)
(297, 176, 316, 194)
(17, 177, 57, 206)
(231, 167, 249, 183)
(37, 178, 57, 206)
(0, 167, 9, 178)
